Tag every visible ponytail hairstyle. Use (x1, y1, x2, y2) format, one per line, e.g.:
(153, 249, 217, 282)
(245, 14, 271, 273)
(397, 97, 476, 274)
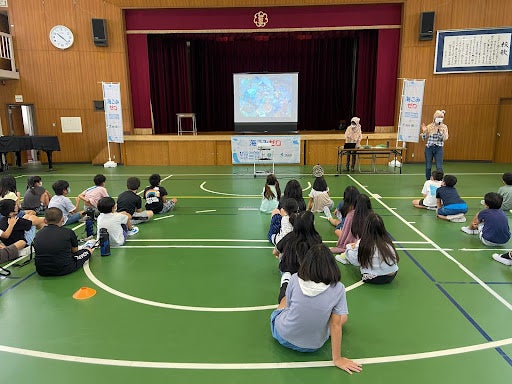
(27, 175, 42, 195)
(263, 174, 281, 200)
(357, 212, 399, 269)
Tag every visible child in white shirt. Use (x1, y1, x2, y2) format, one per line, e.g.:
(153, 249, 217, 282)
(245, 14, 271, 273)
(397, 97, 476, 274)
(412, 170, 443, 209)
(97, 197, 138, 247)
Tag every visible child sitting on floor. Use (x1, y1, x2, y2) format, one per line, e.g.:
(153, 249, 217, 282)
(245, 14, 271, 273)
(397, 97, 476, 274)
(0, 199, 44, 252)
(271, 243, 362, 374)
(306, 165, 334, 213)
(339, 212, 399, 284)
(260, 174, 281, 214)
(33, 208, 96, 276)
(117, 177, 154, 224)
(22, 175, 51, 214)
(461, 192, 510, 246)
(48, 180, 83, 225)
(497, 172, 512, 212)
(436, 174, 468, 222)
(97, 197, 139, 247)
(78, 174, 109, 216)
(144, 174, 178, 214)
(268, 198, 298, 246)
(412, 170, 443, 210)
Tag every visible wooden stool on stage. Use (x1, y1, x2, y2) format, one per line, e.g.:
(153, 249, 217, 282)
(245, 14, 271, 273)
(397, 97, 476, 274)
(176, 113, 197, 135)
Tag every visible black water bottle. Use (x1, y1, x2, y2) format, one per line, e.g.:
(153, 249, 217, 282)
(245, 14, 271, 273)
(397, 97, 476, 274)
(99, 228, 110, 256)
(85, 218, 94, 237)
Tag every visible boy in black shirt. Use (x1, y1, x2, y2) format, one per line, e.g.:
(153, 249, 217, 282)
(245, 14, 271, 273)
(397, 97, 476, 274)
(117, 177, 154, 224)
(33, 208, 95, 276)
(0, 199, 37, 249)
(143, 174, 177, 214)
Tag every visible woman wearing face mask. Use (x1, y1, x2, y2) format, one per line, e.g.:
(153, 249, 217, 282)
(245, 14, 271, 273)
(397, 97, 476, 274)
(421, 110, 448, 180)
(344, 117, 362, 172)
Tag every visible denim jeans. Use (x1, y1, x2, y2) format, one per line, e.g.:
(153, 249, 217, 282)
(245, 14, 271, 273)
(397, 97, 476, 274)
(425, 145, 444, 180)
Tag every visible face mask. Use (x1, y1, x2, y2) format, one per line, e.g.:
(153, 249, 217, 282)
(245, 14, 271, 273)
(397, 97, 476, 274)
(39, 182, 43, 187)
(67, 187, 71, 193)
(435, 117, 443, 124)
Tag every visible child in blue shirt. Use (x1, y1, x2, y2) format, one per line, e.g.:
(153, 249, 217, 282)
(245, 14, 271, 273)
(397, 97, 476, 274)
(436, 174, 468, 222)
(461, 192, 510, 246)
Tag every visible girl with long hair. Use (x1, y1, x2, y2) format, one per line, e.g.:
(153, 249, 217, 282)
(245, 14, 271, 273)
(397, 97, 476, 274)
(342, 212, 399, 284)
(260, 174, 281, 213)
(271, 243, 362, 374)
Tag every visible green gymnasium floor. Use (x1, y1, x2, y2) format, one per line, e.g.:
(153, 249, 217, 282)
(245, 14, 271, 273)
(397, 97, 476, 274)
(0, 162, 511, 384)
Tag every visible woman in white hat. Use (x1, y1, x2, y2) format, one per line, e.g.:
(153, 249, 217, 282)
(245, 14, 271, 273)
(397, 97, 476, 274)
(421, 110, 449, 180)
(344, 117, 362, 172)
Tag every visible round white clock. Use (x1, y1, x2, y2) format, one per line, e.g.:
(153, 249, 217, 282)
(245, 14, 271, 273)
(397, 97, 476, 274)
(49, 25, 74, 50)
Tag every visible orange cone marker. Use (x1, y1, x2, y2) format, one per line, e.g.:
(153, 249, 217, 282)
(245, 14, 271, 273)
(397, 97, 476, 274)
(73, 287, 96, 300)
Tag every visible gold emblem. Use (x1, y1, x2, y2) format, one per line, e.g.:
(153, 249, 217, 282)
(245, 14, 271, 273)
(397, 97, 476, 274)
(254, 11, 269, 28)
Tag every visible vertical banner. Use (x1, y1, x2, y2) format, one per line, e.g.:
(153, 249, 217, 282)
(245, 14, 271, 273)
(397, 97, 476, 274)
(398, 79, 425, 143)
(102, 82, 124, 143)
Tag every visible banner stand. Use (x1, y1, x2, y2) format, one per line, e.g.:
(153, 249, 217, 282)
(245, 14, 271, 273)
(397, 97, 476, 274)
(101, 82, 124, 168)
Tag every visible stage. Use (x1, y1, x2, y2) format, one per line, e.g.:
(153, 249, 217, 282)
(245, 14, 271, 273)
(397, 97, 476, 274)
(122, 130, 398, 166)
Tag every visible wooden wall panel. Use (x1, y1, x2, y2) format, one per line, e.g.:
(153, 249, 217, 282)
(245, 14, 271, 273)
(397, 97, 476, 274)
(124, 141, 169, 165)
(215, 141, 233, 165)
(168, 141, 216, 165)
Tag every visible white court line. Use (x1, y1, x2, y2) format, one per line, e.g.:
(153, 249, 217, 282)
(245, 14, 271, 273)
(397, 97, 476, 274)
(0, 337, 510, 369)
(238, 207, 259, 211)
(127, 238, 271, 242)
(83, 261, 364, 312)
(121, 245, 450, 252)
(459, 248, 512, 252)
(153, 215, 174, 221)
(347, 175, 512, 312)
(123, 245, 274, 249)
(196, 209, 217, 213)
(200, 181, 311, 197)
(200, 182, 260, 197)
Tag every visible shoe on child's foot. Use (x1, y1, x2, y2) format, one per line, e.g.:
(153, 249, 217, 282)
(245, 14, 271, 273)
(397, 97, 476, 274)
(461, 226, 478, 235)
(83, 240, 98, 249)
(18, 247, 32, 257)
(323, 206, 333, 220)
(335, 253, 349, 265)
(492, 253, 512, 266)
(447, 213, 466, 222)
(127, 227, 139, 236)
(426, 206, 437, 211)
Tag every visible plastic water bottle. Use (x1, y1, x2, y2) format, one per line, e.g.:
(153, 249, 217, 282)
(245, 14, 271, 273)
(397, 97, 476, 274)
(99, 228, 110, 256)
(85, 218, 94, 237)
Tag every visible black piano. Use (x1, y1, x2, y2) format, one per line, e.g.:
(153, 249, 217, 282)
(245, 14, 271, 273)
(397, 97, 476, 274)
(0, 136, 60, 171)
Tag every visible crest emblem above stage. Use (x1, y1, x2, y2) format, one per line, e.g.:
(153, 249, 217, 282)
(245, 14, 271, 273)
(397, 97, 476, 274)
(254, 11, 269, 28)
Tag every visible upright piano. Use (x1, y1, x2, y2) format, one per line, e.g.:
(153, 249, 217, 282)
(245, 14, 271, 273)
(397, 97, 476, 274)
(0, 136, 61, 171)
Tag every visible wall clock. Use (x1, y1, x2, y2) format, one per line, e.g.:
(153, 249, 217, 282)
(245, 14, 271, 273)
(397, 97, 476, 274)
(49, 25, 74, 50)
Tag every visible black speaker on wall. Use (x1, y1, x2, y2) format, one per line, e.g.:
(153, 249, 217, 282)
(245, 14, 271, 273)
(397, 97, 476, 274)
(419, 11, 435, 41)
(92, 18, 108, 47)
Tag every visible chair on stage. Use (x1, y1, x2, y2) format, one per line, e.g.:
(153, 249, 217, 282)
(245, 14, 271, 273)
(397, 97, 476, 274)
(176, 113, 197, 135)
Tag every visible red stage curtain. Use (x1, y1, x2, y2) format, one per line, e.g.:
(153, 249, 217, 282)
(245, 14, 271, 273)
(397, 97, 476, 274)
(147, 37, 191, 134)
(149, 31, 377, 133)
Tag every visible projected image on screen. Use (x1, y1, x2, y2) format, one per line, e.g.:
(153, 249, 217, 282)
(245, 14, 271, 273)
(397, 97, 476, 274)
(234, 73, 298, 125)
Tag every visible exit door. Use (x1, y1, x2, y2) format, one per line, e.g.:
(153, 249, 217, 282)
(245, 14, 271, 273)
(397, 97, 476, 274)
(6, 103, 39, 164)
